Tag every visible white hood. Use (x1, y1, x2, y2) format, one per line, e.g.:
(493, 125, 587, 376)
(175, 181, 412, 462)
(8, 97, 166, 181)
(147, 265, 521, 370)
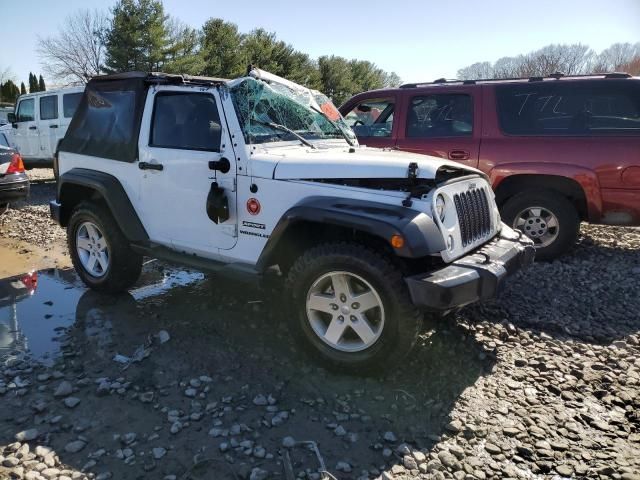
(249, 144, 482, 180)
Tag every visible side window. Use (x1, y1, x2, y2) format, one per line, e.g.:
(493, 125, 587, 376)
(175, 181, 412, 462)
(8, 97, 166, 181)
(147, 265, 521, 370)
(63, 93, 82, 118)
(16, 99, 35, 122)
(0, 133, 9, 147)
(151, 92, 222, 151)
(344, 99, 394, 137)
(496, 81, 640, 136)
(406, 94, 473, 138)
(40, 95, 58, 120)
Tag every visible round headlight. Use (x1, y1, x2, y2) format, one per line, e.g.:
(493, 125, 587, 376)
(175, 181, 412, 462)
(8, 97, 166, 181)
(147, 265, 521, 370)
(435, 194, 446, 222)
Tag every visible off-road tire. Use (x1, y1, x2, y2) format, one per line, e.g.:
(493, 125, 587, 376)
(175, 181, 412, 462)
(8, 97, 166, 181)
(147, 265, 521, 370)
(501, 190, 580, 261)
(68, 201, 142, 293)
(285, 242, 423, 375)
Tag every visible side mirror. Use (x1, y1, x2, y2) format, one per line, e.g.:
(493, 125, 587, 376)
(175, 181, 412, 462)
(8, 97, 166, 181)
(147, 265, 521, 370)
(7, 113, 15, 123)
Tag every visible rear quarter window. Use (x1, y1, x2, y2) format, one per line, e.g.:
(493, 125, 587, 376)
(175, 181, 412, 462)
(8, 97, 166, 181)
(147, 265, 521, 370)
(61, 78, 147, 162)
(496, 80, 640, 136)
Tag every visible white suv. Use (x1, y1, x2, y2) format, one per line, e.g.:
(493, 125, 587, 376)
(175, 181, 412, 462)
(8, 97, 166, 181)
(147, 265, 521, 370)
(50, 69, 534, 373)
(4, 86, 83, 168)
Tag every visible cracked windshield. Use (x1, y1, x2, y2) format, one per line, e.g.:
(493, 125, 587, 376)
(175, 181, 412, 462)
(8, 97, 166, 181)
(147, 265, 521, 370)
(230, 75, 356, 145)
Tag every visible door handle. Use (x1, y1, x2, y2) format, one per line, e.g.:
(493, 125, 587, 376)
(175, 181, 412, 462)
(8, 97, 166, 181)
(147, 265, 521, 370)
(29, 126, 37, 130)
(139, 161, 163, 171)
(49, 125, 58, 129)
(448, 150, 470, 161)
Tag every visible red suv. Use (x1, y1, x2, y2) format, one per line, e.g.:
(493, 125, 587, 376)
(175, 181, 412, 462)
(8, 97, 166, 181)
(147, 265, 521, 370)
(339, 73, 640, 259)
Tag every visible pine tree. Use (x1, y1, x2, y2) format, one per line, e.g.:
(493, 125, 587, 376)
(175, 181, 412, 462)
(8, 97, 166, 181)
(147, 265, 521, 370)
(38, 75, 46, 92)
(28, 72, 38, 92)
(20, 82, 26, 95)
(104, 0, 169, 73)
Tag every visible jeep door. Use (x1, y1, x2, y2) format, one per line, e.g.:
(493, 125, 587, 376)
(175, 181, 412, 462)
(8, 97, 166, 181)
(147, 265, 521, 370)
(13, 97, 39, 159)
(395, 87, 482, 168)
(138, 86, 237, 256)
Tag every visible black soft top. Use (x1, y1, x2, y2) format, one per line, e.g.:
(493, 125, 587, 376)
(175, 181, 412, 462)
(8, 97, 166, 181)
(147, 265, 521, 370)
(60, 72, 228, 163)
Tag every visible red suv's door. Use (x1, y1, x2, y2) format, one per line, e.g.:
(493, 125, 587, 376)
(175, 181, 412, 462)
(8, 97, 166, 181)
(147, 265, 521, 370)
(341, 94, 399, 149)
(395, 86, 482, 169)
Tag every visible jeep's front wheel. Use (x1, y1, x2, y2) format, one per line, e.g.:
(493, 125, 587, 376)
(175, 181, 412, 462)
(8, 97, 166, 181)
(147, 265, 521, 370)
(285, 243, 422, 375)
(68, 202, 142, 293)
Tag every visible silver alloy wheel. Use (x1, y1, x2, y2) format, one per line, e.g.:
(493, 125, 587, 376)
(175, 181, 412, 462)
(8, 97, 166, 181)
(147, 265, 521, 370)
(76, 221, 110, 277)
(514, 206, 560, 248)
(306, 271, 385, 353)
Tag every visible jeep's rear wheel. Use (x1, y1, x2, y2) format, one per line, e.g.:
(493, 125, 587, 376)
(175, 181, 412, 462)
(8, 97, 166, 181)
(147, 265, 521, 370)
(285, 243, 422, 375)
(501, 191, 579, 260)
(68, 202, 142, 293)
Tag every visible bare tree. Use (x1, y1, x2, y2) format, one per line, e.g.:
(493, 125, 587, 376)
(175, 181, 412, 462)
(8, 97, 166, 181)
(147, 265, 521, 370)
(457, 61, 494, 80)
(458, 43, 597, 80)
(590, 42, 640, 72)
(37, 9, 108, 85)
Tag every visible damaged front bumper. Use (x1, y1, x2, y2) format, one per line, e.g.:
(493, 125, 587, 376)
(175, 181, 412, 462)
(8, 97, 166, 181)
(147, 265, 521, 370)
(405, 227, 535, 311)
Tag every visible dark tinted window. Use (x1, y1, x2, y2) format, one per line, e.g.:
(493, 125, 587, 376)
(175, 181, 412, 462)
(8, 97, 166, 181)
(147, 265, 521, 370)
(40, 95, 58, 120)
(61, 77, 146, 162)
(406, 94, 472, 138)
(63, 93, 82, 118)
(0, 133, 9, 147)
(496, 80, 640, 136)
(17, 98, 34, 122)
(151, 92, 222, 151)
(344, 99, 394, 137)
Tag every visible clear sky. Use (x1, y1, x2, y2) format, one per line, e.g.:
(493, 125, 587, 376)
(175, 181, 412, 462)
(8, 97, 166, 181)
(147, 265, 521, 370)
(1, 0, 639, 87)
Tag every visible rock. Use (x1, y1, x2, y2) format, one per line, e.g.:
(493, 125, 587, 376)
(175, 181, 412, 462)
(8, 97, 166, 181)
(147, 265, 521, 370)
(334, 425, 347, 436)
(446, 419, 463, 433)
(157, 330, 170, 344)
(54, 381, 73, 397)
(252, 394, 268, 406)
(556, 464, 574, 476)
(249, 468, 268, 480)
(15, 428, 39, 441)
(64, 397, 81, 408)
(2, 457, 19, 468)
(484, 442, 502, 455)
(184, 388, 197, 398)
(437, 451, 460, 470)
(153, 448, 166, 459)
(383, 431, 397, 442)
(403, 455, 418, 470)
(335, 461, 352, 473)
(64, 440, 86, 453)
(282, 436, 296, 448)
(413, 451, 426, 463)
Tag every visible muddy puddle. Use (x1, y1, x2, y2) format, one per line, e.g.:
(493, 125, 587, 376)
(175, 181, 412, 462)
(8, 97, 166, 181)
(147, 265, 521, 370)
(0, 262, 205, 365)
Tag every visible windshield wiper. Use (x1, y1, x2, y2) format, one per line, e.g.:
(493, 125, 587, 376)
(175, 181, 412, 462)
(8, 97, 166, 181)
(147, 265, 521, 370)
(310, 105, 355, 146)
(250, 119, 317, 149)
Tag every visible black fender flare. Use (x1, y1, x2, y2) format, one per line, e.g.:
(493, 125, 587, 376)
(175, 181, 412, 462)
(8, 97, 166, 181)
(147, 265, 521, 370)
(256, 196, 445, 271)
(58, 168, 148, 243)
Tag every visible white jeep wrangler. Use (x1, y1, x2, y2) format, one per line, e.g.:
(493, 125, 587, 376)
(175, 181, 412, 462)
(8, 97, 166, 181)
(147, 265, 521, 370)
(51, 69, 534, 373)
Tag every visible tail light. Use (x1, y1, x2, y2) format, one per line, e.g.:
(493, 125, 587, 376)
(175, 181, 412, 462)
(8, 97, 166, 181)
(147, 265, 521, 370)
(6, 153, 25, 174)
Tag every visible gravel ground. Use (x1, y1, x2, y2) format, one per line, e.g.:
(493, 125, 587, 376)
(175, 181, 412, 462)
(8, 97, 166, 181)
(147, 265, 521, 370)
(0, 177, 639, 480)
(0, 169, 66, 252)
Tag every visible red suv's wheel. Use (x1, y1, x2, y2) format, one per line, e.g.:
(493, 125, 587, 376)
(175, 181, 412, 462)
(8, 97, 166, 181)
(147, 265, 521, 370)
(501, 191, 580, 260)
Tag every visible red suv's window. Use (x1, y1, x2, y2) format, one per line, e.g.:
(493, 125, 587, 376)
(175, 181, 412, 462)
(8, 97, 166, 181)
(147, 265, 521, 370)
(406, 94, 473, 138)
(496, 80, 640, 136)
(343, 98, 394, 138)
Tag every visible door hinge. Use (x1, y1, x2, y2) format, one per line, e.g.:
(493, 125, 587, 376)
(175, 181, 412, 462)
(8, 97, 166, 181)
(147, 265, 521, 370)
(219, 177, 236, 192)
(220, 224, 237, 238)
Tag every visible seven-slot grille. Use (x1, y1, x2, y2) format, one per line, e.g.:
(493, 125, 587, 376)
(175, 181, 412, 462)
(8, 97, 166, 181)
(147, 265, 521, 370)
(453, 187, 492, 247)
